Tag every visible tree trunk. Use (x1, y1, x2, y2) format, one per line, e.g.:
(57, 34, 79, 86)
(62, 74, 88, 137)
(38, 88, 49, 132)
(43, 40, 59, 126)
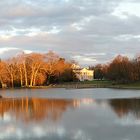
(33, 68, 40, 86)
(19, 67, 23, 87)
(33, 73, 37, 86)
(0, 76, 4, 88)
(23, 62, 28, 87)
(11, 75, 14, 88)
(30, 66, 35, 87)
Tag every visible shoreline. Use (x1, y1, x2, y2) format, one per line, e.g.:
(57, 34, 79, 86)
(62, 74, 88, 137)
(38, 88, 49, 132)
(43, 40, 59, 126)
(1, 82, 140, 90)
(52, 84, 140, 90)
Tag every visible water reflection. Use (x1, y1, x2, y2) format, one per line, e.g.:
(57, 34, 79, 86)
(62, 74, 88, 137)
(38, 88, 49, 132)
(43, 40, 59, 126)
(1, 98, 140, 122)
(109, 98, 140, 118)
(0, 97, 140, 139)
(0, 98, 77, 122)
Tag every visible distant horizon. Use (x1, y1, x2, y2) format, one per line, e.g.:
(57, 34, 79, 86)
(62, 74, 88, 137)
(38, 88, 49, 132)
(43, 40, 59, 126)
(0, 49, 139, 67)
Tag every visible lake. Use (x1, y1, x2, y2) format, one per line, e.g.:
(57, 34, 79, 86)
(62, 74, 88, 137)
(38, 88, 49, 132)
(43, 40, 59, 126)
(0, 88, 140, 140)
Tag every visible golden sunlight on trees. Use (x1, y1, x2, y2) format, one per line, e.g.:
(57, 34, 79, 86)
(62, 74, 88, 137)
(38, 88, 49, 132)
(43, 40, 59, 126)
(0, 61, 8, 88)
(26, 53, 46, 87)
(0, 52, 77, 88)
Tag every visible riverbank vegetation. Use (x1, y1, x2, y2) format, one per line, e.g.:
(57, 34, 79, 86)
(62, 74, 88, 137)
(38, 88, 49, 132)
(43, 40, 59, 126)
(1, 52, 140, 89)
(0, 51, 77, 88)
(91, 55, 140, 84)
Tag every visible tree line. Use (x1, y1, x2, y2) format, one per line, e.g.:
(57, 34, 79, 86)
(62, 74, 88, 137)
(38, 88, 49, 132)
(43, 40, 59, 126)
(0, 51, 77, 88)
(91, 55, 140, 83)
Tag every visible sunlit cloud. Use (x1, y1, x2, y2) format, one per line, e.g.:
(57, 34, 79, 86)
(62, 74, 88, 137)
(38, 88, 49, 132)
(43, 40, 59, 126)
(0, 47, 33, 58)
(23, 50, 32, 54)
(112, 2, 140, 19)
(0, 47, 18, 54)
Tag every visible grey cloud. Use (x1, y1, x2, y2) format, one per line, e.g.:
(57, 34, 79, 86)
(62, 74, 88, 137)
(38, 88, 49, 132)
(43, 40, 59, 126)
(0, 0, 139, 65)
(79, 15, 140, 37)
(0, 0, 120, 28)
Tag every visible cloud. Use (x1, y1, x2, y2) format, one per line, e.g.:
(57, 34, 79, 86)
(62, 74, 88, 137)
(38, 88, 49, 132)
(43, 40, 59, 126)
(0, 47, 18, 54)
(0, 0, 139, 65)
(0, 47, 32, 59)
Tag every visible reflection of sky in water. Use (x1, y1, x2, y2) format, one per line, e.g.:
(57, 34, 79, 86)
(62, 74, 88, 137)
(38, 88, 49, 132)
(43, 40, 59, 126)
(0, 98, 140, 139)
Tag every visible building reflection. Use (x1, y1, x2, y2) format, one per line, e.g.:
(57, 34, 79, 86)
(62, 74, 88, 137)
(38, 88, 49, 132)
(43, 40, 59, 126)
(109, 98, 140, 118)
(73, 98, 95, 107)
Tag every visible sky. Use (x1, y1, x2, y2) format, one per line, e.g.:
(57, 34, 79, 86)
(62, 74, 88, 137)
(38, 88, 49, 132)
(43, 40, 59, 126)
(0, 0, 140, 65)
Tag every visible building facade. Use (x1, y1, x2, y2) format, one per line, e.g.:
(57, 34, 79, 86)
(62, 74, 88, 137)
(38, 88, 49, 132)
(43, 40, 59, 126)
(73, 68, 94, 81)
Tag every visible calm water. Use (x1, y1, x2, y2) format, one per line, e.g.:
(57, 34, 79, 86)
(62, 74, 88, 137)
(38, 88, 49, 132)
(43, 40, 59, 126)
(0, 88, 140, 140)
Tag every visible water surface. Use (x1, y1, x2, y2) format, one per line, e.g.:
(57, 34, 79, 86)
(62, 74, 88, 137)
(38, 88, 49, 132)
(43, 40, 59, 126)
(0, 88, 140, 140)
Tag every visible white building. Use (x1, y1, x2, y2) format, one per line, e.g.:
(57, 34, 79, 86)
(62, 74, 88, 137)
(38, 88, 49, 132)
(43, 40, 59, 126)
(73, 67, 94, 81)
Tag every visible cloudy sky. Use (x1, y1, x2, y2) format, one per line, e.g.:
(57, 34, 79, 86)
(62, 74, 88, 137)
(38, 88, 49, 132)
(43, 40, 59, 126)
(0, 0, 140, 65)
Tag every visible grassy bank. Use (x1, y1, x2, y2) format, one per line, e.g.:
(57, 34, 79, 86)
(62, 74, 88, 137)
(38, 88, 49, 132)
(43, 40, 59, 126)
(53, 80, 113, 89)
(1, 80, 140, 90)
(109, 82, 140, 89)
(53, 80, 140, 89)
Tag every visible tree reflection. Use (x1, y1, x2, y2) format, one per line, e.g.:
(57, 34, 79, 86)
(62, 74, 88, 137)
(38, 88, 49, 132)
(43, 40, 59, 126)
(0, 98, 78, 123)
(109, 99, 140, 118)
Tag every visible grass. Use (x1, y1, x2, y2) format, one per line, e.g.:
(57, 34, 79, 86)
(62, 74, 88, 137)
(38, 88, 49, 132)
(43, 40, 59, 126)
(3, 80, 140, 90)
(79, 80, 112, 85)
(55, 80, 140, 89)
(54, 80, 113, 89)
(114, 82, 140, 89)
